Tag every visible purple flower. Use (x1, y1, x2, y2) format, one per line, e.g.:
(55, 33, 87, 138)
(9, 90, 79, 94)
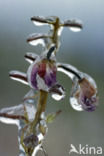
(57, 63, 98, 112)
(9, 46, 65, 101)
(27, 58, 57, 91)
(75, 78, 98, 112)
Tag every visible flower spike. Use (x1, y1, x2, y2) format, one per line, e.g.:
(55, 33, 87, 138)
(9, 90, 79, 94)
(1, 15, 99, 156)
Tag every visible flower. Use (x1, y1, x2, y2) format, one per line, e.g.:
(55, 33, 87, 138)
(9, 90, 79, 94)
(27, 58, 57, 91)
(57, 63, 98, 112)
(0, 92, 48, 156)
(9, 46, 65, 101)
(0, 15, 99, 156)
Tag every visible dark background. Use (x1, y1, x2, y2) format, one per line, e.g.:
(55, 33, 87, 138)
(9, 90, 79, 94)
(0, 0, 104, 155)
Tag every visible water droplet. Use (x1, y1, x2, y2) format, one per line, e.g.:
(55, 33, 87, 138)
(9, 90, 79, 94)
(31, 16, 49, 26)
(9, 71, 28, 85)
(69, 27, 82, 32)
(31, 16, 58, 26)
(0, 117, 19, 125)
(23, 89, 38, 104)
(51, 93, 65, 101)
(57, 63, 81, 80)
(38, 133, 44, 142)
(58, 27, 63, 36)
(45, 16, 58, 24)
(32, 144, 41, 156)
(25, 104, 36, 122)
(69, 72, 98, 111)
(50, 84, 65, 101)
(64, 19, 82, 32)
(33, 21, 48, 26)
(25, 52, 39, 64)
(70, 96, 83, 111)
(19, 153, 25, 156)
(27, 33, 50, 47)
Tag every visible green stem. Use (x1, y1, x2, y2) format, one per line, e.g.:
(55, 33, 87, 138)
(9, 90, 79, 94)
(32, 90, 48, 133)
(51, 17, 60, 51)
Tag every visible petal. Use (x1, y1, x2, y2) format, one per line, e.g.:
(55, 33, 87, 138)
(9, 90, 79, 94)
(24, 52, 39, 64)
(27, 62, 39, 89)
(44, 72, 57, 87)
(64, 19, 83, 32)
(70, 73, 98, 112)
(49, 83, 65, 101)
(9, 71, 28, 85)
(57, 63, 98, 111)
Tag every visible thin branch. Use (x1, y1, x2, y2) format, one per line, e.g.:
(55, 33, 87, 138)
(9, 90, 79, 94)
(0, 113, 28, 122)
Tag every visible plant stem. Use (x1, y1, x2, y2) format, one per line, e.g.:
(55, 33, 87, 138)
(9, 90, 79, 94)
(51, 17, 60, 51)
(32, 90, 48, 133)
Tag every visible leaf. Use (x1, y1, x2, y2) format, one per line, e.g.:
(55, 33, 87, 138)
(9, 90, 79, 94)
(46, 110, 62, 123)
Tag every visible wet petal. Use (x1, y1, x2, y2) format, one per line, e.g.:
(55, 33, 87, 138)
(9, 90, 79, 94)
(57, 63, 98, 111)
(44, 72, 56, 88)
(64, 19, 83, 32)
(27, 57, 57, 91)
(27, 33, 50, 47)
(70, 73, 98, 112)
(27, 61, 39, 89)
(24, 52, 39, 64)
(49, 83, 65, 101)
(23, 89, 38, 104)
(9, 71, 28, 85)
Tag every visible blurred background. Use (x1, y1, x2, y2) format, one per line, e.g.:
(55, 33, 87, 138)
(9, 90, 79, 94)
(0, 0, 104, 155)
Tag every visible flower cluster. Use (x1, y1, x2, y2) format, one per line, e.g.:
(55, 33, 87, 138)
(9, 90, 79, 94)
(0, 16, 98, 156)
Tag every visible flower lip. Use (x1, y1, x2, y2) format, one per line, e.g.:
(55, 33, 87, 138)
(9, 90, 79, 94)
(80, 95, 97, 112)
(78, 77, 98, 111)
(79, 78, 97, 97)
(70, 75, 98, 112)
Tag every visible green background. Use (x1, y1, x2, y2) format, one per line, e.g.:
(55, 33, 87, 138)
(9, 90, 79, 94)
(0, 0, 104, 155)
